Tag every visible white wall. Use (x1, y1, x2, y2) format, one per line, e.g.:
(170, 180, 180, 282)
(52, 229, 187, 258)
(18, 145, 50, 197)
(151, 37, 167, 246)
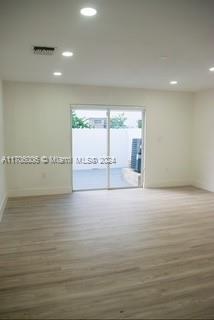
(0, 79, 7, 217)
(3, 81, 193, 196)
(73, 129, 141, 170)
(193, 90, 214, 191)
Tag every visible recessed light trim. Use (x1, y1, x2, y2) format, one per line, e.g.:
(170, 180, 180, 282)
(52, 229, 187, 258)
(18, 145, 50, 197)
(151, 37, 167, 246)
(53, 72, 62, 76)
(170, 80, 178, 85)
(209, 67, 214, 72)
(80, 7, 97, 16)
(62, 51, 73, 57)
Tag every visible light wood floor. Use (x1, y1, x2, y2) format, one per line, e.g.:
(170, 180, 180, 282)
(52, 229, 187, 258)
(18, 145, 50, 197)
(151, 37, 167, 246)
(1, 187, 214, 319)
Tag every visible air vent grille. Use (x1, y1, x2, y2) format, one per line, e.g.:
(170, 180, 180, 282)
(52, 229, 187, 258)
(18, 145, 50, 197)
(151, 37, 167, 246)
(33, 46, 56, 56)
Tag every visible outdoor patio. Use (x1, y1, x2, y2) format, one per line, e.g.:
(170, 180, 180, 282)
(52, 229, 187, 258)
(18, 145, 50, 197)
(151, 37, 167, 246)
(73, 168, 132, 190)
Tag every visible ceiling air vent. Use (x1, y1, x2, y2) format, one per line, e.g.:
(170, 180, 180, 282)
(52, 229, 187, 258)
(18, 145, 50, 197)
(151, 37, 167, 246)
(33, 46, 56, 56)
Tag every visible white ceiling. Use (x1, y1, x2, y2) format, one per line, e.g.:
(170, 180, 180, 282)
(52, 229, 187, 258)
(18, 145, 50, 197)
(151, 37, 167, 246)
(1, 0, 214, 91)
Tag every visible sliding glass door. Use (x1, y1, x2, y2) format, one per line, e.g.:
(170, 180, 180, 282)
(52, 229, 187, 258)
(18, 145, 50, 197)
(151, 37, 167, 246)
(72, 106, 145, 191)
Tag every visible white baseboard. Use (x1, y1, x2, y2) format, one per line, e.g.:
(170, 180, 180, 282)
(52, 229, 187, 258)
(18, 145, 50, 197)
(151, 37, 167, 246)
(0, 194, 8, 222)
(145, 180, 192, 188)
(8, 187, 72, 197)
(192, 180, 214, 193)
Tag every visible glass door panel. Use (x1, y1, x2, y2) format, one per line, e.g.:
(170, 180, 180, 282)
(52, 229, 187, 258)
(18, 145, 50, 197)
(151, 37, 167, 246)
(72, 109, 108, 190)
(109, 110, 143, 188)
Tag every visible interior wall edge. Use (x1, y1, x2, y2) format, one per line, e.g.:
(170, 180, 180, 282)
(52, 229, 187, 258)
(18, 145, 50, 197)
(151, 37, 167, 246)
(0, 78, 7, 220)
(0, 194, 7, 222)
(192, 89, 214, 193)
(192, 180, 214, 193)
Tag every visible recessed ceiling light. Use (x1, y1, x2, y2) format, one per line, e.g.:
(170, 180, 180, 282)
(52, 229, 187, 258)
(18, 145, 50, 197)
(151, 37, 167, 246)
(80, 7, 97, 16)
(170, 80, 178, 85)
(62, 51, 73, 57)
(209, 67, 214, 72)
(53, 72, 62, 76)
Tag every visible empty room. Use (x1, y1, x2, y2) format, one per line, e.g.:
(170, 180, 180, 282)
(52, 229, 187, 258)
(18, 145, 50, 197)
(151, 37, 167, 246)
(1, 0, 214, 319)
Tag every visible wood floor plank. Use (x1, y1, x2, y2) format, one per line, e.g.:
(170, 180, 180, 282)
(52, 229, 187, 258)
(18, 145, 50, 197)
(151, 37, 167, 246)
(1, 187, 214, 319)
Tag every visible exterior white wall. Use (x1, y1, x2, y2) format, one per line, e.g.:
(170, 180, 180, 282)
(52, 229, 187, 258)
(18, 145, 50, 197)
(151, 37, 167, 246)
(0, 79, 7, 218)
(73, 128, 141, 170)
(3, 81, 193, 196)
(193, 90, 214, 191)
